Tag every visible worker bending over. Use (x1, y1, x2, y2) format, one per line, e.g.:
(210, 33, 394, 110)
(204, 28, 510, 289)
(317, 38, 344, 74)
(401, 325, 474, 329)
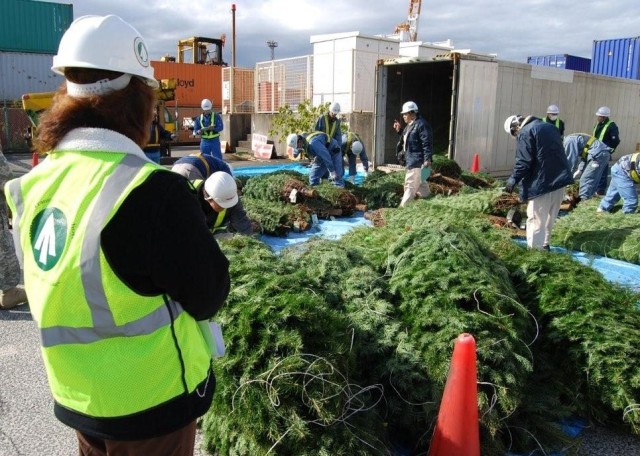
(172, 152, 232, 181)
(200, 172, 253, 238)
(563, 133, 612, 201)
(341, 132, 370, 184)
(287, 132, 344, 187)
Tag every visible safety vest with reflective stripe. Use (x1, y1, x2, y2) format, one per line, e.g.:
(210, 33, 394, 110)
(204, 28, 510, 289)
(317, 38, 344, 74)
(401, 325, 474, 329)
(5, 151, 211, 418)
(581, 135, 597, 159)
(344, 132, 362, 155)
(593, 120, 613, 148)
(200, 114, 220, 139)
(292, 132, 329, 160)
(543, 117, 561, 129)
(320, 115, 337, 142)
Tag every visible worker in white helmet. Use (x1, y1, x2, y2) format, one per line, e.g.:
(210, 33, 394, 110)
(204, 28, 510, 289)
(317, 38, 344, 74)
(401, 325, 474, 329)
(503, 114, 573, 250)
(315, 102, 342, 146)
(4, 15, 230, 453)
(542, 104, 565, 138)
(286, 132, 343, 187)
(563, 133, 613, 201)
(193, 98, 224, 159)
(393, 101, 433, 207)
(593, 106, 620, 195)
(341, 131, 370, 184)
(201, 171, 254, 238)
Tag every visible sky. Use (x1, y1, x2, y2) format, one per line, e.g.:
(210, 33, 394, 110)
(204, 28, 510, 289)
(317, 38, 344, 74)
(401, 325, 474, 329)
(60, 0, 640, 68)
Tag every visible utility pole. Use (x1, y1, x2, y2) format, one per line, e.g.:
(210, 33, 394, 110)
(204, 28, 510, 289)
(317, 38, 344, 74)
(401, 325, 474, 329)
(266, 40, 278, 60)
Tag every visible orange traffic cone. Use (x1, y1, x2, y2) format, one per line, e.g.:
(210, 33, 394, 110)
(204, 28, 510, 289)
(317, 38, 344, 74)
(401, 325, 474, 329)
(471, 154, 480, 173)
(428, 333, 480, 456)
(32, 151, 39, 167)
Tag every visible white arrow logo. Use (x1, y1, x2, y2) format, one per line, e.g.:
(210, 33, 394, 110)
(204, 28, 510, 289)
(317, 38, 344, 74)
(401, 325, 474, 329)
(34, 214, 57, 265)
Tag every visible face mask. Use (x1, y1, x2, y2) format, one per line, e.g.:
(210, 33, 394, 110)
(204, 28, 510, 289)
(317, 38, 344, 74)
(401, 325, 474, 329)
(548, 114, 558, 121)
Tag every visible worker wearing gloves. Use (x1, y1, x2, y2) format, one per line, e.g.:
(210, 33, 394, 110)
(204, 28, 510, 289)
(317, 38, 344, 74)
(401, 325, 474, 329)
(4, 15, 230, 454)
(194, 98, 224, 160)
(171, 152, 232, 181)
(393, 101, 433, 207)
(341, 132, 370, 184)
(597, 153, 639, 214)
(287, 132, 345, 187)
(315, 102, 342, 147)
(503, 114, 573, 250)
(542, 104, 565, 138)
(563, 133, 613, 201)
(142, 111, 174, 163)
(201, 171, 254, 238)
(593, 106, 620, 195)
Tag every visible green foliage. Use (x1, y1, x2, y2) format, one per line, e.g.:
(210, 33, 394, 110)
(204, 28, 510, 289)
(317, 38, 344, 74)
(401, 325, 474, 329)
(552, 199, 640, 264)
(431, 154, 462, 178)
(268, 99, 331, 142)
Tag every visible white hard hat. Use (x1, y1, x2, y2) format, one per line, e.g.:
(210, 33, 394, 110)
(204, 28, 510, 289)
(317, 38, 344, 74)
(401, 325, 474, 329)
(595, 106, 610, 117)
(401, 101, 419, 114)
(329, 102, 341, 115)
(286, 133, 299, 149)
(204, 172, 238, 209)
(504, 115, 523, 136)
(201, 98, 213, 110)
(546, 105, 559, 114)
(52, 15, 157, 89)
(351, 141, 363, 155)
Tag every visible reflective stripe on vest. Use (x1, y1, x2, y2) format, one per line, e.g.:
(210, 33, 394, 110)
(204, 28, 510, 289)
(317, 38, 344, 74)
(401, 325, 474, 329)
(593, 120, 612, 142)
(304, 131, 328, 157)
(193, 152, 211, 177)
(345, 132, 361, 155)
(543, 117, 561, 129)
(212, 208, 227, 233)
(200, 114, 220, 139)
(5, 151, 211, 417)
(630, 153, 640, 184)
(581, 135, 597, 159)
(321, 115, 337, 141)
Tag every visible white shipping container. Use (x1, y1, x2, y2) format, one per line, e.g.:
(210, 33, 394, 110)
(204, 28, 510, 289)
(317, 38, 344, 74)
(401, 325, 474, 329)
(0, 52, 63, 101)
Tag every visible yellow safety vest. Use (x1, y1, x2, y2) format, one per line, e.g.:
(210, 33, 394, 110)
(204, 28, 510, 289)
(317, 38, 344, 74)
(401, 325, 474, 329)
(320, 115, 337, 142)
(200, 114, 220, 139)
(5, 151, 211, 418)
(344, 132, 362, 155)
(593, 120, 613, 147)
(581, 135, 596, 159)
(212, 208, 228, 233)
(291, 132, 328, 161)
(543, 117, 561, 130)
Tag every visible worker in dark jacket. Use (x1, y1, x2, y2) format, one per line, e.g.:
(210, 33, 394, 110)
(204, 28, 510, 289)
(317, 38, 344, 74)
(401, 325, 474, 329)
(142, 111, 174, 163)
(393, 101, 433, 207)
(171, 152, 232, 181)
(287, 132, 344, 187)
(200, 171, 253, 238)
(314, 102, 342, 146)
(504, 114, 573, 250)
(341, 132, 370, 183)
(563, 133, 613, 200)
(593, 106, 621, 195)
(542, 104, 565, 138)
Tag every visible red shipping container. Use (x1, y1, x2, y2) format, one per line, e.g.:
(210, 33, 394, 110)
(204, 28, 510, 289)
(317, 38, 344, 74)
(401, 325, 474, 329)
(151, 61, 223, 108)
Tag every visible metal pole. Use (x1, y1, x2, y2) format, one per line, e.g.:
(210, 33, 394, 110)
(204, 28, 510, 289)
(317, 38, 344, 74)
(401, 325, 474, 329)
(231, 4, 236, 68)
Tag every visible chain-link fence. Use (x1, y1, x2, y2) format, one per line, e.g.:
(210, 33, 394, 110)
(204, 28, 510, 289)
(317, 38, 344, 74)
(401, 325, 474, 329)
(255, 56, 314, 113)
(222, 67, 255, 114)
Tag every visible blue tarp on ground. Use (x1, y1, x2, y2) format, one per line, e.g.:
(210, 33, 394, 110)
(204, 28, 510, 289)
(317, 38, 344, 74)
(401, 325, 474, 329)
(233, 162, 367, 184)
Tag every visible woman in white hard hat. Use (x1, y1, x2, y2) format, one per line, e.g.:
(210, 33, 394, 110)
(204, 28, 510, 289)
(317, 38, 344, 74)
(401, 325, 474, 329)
(202, 171, 254, 238)
(393, 101, 433, 207)
(194, 98, 224, 159)
(4, 15, 230, 454)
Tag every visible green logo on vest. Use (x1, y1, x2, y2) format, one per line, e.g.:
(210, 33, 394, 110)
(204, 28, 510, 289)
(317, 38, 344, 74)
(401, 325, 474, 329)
(31, 208, 67, 271)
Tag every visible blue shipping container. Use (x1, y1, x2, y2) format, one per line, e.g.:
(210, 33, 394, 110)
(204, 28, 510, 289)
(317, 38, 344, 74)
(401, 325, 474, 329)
(527, 54, 591, 72)
(591, 36, 640, 80)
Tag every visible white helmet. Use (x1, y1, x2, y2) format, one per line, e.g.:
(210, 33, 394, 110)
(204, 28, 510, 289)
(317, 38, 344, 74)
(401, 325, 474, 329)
(329, 102, 341, 115)
(595, 106, 610, 117)
(546, 105, 559, 114)
(201, 98, 213, 111)
(351, 141, 363, 155)
(204, 172, 238, 209)
(504, 115, 523, 136)
(52, 15, 157, 89)
(286, 133, 299, 149)
(401, 101, 419, 114)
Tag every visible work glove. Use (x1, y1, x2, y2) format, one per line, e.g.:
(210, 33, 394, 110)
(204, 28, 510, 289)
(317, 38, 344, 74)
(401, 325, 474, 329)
(170, 134, 176, 140)
(329, 171, 337, 181)
(573, 169, 582, 180)
(504, 180, 515, 194)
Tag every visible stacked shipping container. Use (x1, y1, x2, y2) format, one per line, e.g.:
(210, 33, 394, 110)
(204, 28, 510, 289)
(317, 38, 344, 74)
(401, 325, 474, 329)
(591, 36, 640, 80)
(526, 54, 591, 72)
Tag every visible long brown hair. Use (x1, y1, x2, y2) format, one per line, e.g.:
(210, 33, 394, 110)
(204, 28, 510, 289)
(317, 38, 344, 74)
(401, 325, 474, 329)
(34, 68, 156, 153)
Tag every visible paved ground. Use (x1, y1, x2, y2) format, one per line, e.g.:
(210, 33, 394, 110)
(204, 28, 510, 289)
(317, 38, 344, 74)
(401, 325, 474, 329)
(1, 148, 640, 455)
